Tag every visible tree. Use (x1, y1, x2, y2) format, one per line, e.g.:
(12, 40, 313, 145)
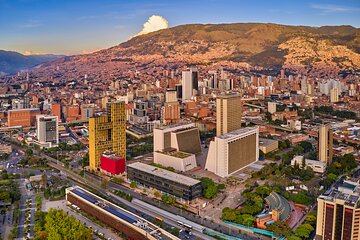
(259, 150, 265, 158)
(305, 213, 316, 225)
(130, 181, 137, 188)
(25, 148, 33, 156)
(282, 153, 290, 164)
(294, 223, 314, 238)
(1, 170, 8, 180)
(266, 221, 293, 237)
(44, 209, 92, 240)
(201, 177, 221, 199)
(299, 141, 313, 153)
(287, 236, 302, 240)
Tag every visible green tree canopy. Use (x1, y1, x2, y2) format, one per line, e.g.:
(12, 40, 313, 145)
(44, 209, 92, 240)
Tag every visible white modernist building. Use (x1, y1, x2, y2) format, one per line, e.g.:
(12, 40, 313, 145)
(36, 115, 59, 148)
(291, 155, 327, 174)
(205, 126, 259, 178)
(154, 150, 197, 172)
(153, 122, 201, 172)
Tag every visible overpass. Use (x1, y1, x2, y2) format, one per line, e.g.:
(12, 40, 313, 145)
(243, 103, 265, 110)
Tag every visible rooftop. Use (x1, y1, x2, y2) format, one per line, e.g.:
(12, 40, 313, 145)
(8, 108, 40, 112)
(68, 186, 176, 240)
(218, 126, 258, 140)
(319, 178, 360, 208)
(265, 192, 291, 222)
(217, 93, 241, 99)
(127, 162, 200, 186)
(156, 122, 193, 130)
(259, 138, 278, 147)
(156, 150, 192, 159)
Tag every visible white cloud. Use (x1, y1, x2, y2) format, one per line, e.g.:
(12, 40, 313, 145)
(23, 50, 33, 55)
(135, 15, 169, 37)
(311, 4, 360, 13)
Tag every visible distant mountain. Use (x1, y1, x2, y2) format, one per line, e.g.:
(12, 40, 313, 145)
(0, 50, 64, 74)
(117, 23, 360, 69)
(34, 23, 360, 80)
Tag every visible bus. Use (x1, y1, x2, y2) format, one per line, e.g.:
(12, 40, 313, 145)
(183, 224, 193, 230)
(177, 221, 184, 226)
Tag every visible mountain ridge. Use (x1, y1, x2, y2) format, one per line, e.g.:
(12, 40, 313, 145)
(0, 50, 64, 74)
(33, 23, 360, 79)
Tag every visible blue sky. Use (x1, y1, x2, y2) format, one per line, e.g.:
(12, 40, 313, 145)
(1, 0, 359, 55)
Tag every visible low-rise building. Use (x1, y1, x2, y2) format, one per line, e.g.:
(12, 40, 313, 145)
(154, 149, 196, 172)
(127, 162, 202, 201)
(291, 156, 327, 173)
(259, 138, 278, 154)
(66, 186, 179, 240)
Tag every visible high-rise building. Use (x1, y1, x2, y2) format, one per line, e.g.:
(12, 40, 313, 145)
(318, 125, 333, 164)
(64, 105, 80, 122)
(163, 90, 180, 124)
(36, 115, 58, 148)
(301, 78, 308, 95)
(7, 108, 40, 127)
(316, 178, 360, 240)
(216, 93, 242, 137)
(51, 103, 61, 122)
(268, 102, 277, 114)
(81, 104, 94, 121)
(89, 101, 126, 170)
(205, 126, 259, 178)
(330, 87, 339, 103)
(182, 68, 198, 101)
(162, 102, 180, 124)
(208, 70, 218, 89)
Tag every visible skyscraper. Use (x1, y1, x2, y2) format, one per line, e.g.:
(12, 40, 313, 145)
(318, 125, 333, 164)
(205, 127, 259, 178)
(89, 101, 126, 170)
(316, 178, 360, 240)
(182, 68, 198, 101)
(51, 103, 61, 122)
(163, 90, 180, 124)
(330, 87, 339, 103)
(36, 115, 58, 148)
(216, 93, 242, 137)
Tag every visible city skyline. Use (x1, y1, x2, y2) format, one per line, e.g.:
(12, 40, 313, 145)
(1, 0, 360, 55)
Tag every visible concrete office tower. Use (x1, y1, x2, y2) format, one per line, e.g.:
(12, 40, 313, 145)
(154, 123, 201, 154)
(81, 104, 94, 121)
(163, 90, 180, 124)
(216, 93, 242, 137)
(268, 102, 277, 114)
(165, 90, 177, 103)
(182, 68, 198, 101)
(153, 123, 201, 172)
(318, 125, 333, 164)
(316, 179, 360, 240)
(89, 101, 126, 170)
(208, 70, 218, 89)
(205, 126, 259, 178)
(51, 103, 61, 122)
(36, 115, 58, 148)
(330, 87, 339, 103)
(301, 78, 308, 95)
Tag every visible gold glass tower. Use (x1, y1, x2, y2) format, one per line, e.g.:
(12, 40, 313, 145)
(216, 93, 242, 136)
(89, 101, 126, 170)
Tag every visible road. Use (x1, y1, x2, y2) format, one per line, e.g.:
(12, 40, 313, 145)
(5, 140, 264, 240)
